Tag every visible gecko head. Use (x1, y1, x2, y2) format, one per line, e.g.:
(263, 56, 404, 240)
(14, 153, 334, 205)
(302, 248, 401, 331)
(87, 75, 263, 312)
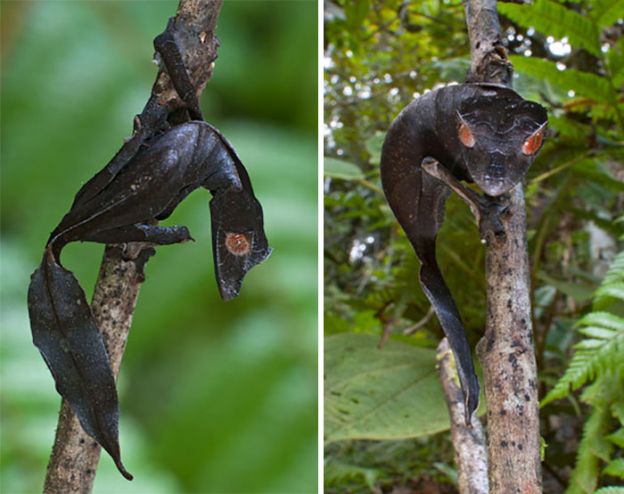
(210, 188, 271, 301)
(456, 86, 548, 197)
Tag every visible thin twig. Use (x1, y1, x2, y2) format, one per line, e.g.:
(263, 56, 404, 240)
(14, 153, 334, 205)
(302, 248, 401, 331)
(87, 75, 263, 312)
(43, 1, 223, 492)
(403, 306, 434, 335)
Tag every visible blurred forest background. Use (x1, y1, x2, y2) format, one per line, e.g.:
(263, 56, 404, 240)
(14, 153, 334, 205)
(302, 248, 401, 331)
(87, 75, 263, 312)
(1, 1, 317, 493)
(324, 1, 623, 493)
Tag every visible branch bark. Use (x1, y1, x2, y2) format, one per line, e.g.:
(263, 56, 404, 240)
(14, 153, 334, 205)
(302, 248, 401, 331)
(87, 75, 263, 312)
(43, 1, 223, 492)
(462, 1, 542, 492)
(437, 339, 488, 494)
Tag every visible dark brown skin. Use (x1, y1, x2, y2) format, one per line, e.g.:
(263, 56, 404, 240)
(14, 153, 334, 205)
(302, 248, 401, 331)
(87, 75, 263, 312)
(381, 83, 546, 423)
(27, 18, 270, 480)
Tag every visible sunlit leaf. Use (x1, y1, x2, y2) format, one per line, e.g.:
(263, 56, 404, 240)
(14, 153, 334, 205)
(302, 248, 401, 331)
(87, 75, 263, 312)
(499, 0, 600, 56)
(325, 333, 449, 443)
(510, 56, 612, 103)
(538, 273, 595, 302)
(325, 158, 365, 180)
(592, 0, 624, 29)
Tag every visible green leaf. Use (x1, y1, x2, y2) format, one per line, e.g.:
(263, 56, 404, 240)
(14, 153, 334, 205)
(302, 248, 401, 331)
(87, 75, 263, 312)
(538, 273, 595, 303)
(345, 0, 370, 31)
(571, 160, 624, 194)
(549, 115, 591, 140)
(595, 488, 624, 494)
(324, 158, 365, 180)
(499, 0, 600, 56)
(578, 326, 617, 340)
(602, 251, 624, 286)
(603, 458, 624, 479)
(607, 38, 624, 87)
(595, 283, 624, 302)
(577, 312, 624, 332)
(365, 132, 385, 164)
(607, 428, 624, 448)
(324, 460, 380, 489)
(575, 338, 608, 349)
(592, 0, 624, 29)
(567, 403, 613, 494)
(510, 56, 612, 103)
(325, 333, 449, 443)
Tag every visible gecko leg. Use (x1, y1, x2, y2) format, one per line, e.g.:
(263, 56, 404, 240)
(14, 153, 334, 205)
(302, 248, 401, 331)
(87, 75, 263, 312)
(422, 158, 508, 241)
(154, 18, 203, 121)
(80, 223, 193, 245)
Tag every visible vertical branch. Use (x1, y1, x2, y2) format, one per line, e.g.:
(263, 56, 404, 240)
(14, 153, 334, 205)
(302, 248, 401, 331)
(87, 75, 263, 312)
(43, 1, 223, 492)
(463, 1, 542, 493)
(463, 0, 512, 86)
(479, 188, 542, 494)
(437, 339, 488, 494)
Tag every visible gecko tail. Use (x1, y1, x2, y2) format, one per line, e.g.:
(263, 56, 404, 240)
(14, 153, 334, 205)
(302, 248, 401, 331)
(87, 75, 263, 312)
(420, 262, 480, 424)
(27, 247, 132, 480)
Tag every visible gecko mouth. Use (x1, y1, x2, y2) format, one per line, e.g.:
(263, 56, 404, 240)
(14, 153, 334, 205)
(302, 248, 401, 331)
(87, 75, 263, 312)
(477, 175, 511, 197)
(477, 162, 511, 196)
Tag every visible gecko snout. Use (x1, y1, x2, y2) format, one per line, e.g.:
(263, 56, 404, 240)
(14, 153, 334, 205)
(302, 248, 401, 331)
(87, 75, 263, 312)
(478, 160, 512, 197)
(485, 161, 505, 181)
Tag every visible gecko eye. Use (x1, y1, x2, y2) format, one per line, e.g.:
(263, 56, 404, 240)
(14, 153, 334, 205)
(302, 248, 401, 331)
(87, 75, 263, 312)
(522, 128, 543, 155)
(458, 121, 475, 148)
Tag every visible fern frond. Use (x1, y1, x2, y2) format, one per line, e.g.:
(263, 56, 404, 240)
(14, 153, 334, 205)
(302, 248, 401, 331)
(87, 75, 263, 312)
(578, 312, 624, 332)
(578, 326, 618, 340)
(596, 283, 624, 301)
(499, 0, 600, 56)
(566, 402, 612, 494)
(603, 458, 624, 479)
(541, 316, 623, 405)
(613, 400, 624, 424)
(542, 249, 624, 407)
(595, 487, 624, 494)
(607, 428, 624, 448)
(596, 251, 624, 308)
(510, 56, 612, 104)
(602, 251, 624, 286)
(554, 248, 624, 493)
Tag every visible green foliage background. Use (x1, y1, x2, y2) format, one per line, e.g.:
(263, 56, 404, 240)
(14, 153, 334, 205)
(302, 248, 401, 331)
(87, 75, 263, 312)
(324, 0, 623, 492)
(1, 1, 317, 493)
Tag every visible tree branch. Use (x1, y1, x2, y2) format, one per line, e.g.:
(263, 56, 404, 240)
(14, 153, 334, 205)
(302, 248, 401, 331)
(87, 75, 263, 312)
(462, 1, 542, 492)
(437, 339, 488, 494)
(43, 1, 223, 492)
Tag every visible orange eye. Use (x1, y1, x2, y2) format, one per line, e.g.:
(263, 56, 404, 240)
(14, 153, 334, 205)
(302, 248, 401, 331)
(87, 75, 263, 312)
(225, 232, 251, 256)
(458, 122, 475, 148)
(522, 130, 543, 155)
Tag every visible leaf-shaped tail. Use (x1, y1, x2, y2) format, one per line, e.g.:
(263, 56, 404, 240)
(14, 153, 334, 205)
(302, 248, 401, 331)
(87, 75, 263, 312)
(27, 248, 132, 480)
(419, 262, 480, 423)
(414, 173, 480, 424)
